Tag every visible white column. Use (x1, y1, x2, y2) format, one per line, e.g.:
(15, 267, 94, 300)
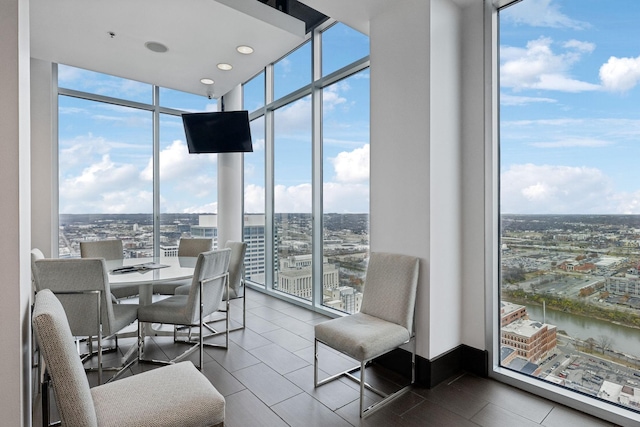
(0, 0, 32, 424)
(370, 0, 464, 360)
(31, 59, 57, 257)
(217, 85, 244, 247)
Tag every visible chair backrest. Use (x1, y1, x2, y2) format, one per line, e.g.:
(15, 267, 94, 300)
(31, 248, 45, 293)
(359, 252, 420, 334)
(224, 241, 247, 295)
(178, 238, 213, 257)
(32, 289, 98, 427)
(80, 239, 123, 260)
(33, 258, 118, 336)
(185, 248, 231, 324)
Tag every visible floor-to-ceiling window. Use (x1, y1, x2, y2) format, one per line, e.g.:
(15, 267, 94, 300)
(243, 21, 370, 314)
(498, 0, 640, 419)
(58, 65, 216, 258)
(274, 95, 313, 300)
(320, 23, 370, 314)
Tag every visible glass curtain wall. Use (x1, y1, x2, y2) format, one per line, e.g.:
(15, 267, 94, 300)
(58, 64, 215, 258)
(498, 0, 640, 418)
(242, 21, 370, 314)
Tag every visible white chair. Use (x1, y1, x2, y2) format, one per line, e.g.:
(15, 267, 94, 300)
(137, 248, 231, 369)
(152, 237, 212, 295)
(222, 241, 247, 331)
(80, 239, 139, 300)
(175, 240, 247, 332)
(314, 252, 420, 418)
(33, 257, 139, 384)
(33, 289, 225, 427)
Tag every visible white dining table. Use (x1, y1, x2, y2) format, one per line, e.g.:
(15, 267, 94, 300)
(106, 256, 197, 350)
(107, 256, 197, 306)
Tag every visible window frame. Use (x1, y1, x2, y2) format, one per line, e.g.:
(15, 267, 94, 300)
(243, 19, 370, 317)
(487, 1, 636, 424)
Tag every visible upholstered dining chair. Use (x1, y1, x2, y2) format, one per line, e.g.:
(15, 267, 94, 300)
(33, 257, 139, 384)
(137, 248, 231, 369)
(33, 289, 225, 427)
(314, 252, 420, 418)
(175, 240, 247, 332)
(80, 239, 139, 300)
(152, 237, 212, 295)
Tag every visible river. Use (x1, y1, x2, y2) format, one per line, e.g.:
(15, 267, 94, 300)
(525, 304, 640, 357)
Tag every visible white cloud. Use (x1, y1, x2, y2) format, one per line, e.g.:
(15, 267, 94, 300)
(179, 201, 218, 214)
(530, 138, 613, 148)
(275, 97, 311, 134)
(244, 184, 265, 214)
(322, 182, 369, 213)
(58, 64, 149, 98)
(501, 0, 590, 30)
(500, 93, 557, 106)
(599, 55, 640, 93)
(501, 163, 615, 214)
(563, 39, 595, 53)
(59, 154, 150, 213)
(246, 181, 368, 214)
(330, 144, 369, 183)
(501, 37, 599, 92)
(275, 183, 312, 212)
(141, 139, 216, 182)
(323, 82, 349, 113)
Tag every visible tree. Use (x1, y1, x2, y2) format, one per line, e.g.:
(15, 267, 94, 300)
(597, 335, 614, 355)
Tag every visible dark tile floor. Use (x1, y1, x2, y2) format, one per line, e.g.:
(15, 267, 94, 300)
(34, 288, 621, 426)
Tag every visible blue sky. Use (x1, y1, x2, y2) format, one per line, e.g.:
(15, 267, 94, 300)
(58, 22, 370, 215)
(500, 0, 640, 214)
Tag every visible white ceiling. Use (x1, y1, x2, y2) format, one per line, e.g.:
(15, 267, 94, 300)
(30, 0, 310, 98)
(29, 0, 477, 99)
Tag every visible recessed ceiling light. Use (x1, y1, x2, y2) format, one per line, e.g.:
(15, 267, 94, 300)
(217, 63, 233, 71)
(237, 45, 254, 55)
(144, 41, 168, 53)
(200, 78, 214, 85)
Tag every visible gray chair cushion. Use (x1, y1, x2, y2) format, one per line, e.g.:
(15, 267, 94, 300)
(315, 312, 410, 361)
(173, 241, 245, 301)
(80, 240, 124, 261)
(150, 238, 213, 296)
(178, 238, 212, 257)
(360, 252, 419, 335)
(32, 290, 99, 427)
(224, 241, 247, 295)
(138, 249, 231, 326)
(92, 361, 225, 427)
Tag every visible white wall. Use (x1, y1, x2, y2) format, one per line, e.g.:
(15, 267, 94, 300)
(460, 0, 487, 350)
(370, 0, 485, 360)
(31, 58, 57, 257)
(429, 0, 463, 357)
(0, 0, 32, 425)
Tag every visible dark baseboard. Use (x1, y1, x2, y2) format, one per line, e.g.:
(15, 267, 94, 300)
(374, 344, 488, 389)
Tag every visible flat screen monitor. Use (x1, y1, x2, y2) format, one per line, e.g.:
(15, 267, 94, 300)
(182, 111, 253, 153)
